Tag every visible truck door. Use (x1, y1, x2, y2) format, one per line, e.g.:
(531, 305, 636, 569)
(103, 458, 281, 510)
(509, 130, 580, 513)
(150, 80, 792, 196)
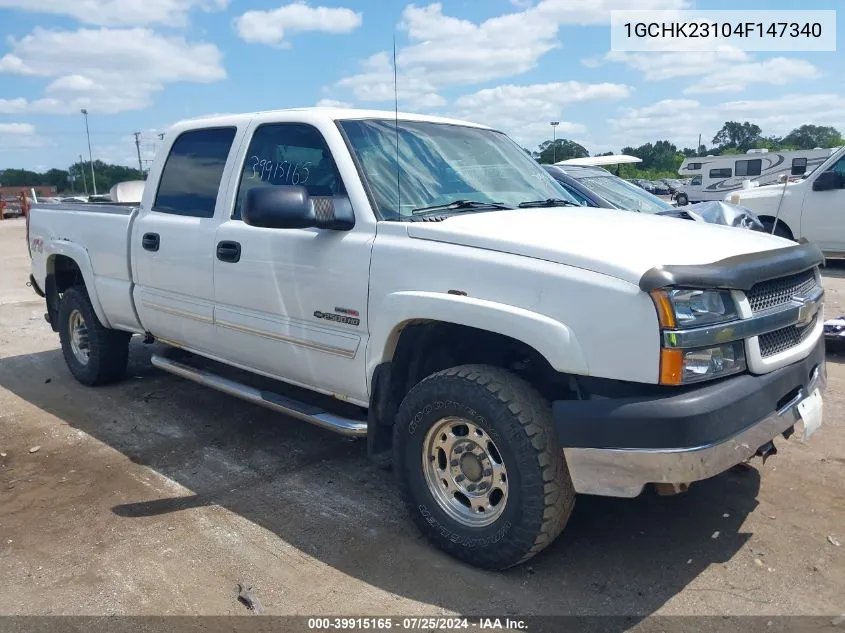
(212, 120, 374, 404)
(801, 154, 845, 254)
(132, 126, 240, 352)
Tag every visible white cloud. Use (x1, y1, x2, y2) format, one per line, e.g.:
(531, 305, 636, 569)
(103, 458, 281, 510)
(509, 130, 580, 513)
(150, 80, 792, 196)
(0, 0, 227, 27)
(0, 123, 45, 151)
(235, 2, 362, 46)
(0, 27, 225, 114)
(609, 94, 845, 148)
(331, 0, 685, 107)
(599, 48, 821, 96)
(452, 81, 631, 147)
(316, 98, 353, 108)
(684, 58, 820, 94)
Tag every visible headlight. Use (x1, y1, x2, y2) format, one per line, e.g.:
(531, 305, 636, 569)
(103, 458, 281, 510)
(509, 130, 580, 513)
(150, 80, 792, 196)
(651, 288, 738, 329)
(660, 342, 746, 385)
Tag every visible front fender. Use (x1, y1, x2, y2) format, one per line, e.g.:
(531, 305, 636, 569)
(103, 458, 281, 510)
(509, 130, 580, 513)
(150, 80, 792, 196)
(366, 291, 589, 389)
(44, 240, 112, 329)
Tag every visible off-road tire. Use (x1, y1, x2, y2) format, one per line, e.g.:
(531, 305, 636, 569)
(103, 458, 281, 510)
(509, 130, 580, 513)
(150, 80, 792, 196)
(394, 364, 575, 569)
(58, 285, 131, 386)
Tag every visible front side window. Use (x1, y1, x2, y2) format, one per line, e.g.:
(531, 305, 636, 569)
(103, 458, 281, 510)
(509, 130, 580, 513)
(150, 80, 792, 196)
(153, 127, 236, 217)
(233, 123, 345, 220)
(338, 119, 579, 220)
(827, 156, 845, 179)
(735, 159, 762, 177)
(690, 175, 702, 186)
(709, 168, 732, 178)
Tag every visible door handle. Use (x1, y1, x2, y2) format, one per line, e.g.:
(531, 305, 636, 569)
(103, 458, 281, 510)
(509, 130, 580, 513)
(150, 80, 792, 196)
(216, 240, 241, 263)
(142, 232, 160, 252)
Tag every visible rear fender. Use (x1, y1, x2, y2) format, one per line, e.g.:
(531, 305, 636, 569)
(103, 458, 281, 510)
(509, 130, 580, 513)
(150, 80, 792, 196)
(44, 240, 112, 328)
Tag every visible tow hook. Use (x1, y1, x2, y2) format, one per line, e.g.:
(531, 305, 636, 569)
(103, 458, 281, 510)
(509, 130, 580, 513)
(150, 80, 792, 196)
(756, 440, 778, 464)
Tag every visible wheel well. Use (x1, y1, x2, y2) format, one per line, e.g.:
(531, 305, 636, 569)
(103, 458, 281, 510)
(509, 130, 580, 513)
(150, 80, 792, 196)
(44, 255, 85, 331)
(758, 215, 794, 239)
(367, 321, 574, 463)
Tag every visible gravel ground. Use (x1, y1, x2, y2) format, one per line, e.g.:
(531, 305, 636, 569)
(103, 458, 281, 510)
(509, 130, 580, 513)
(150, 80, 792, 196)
(0, 217, 843, 619)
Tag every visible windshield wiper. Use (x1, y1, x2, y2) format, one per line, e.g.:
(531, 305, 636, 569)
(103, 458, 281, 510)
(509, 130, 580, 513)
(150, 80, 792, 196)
(411, 199, 512, 216)
(518, 198, 580, 208)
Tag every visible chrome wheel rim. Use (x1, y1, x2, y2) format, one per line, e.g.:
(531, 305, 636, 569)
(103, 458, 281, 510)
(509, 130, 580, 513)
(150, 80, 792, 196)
(422, 416, 509, 528)
(68, 309, 90, 365)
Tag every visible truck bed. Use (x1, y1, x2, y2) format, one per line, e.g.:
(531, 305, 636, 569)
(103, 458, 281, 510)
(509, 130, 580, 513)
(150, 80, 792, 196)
(28, 202, 141, 333)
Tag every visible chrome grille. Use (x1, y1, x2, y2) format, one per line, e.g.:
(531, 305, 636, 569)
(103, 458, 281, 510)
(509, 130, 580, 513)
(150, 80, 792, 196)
(746, 269, 817, 314)
(758, 314, 818, 358)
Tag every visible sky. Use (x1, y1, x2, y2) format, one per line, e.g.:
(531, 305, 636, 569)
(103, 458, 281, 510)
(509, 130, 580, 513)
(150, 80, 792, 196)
(0, 0, 842, 172)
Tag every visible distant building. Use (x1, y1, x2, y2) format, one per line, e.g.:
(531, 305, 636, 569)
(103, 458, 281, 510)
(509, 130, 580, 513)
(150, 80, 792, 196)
(0, 185, 57, 198)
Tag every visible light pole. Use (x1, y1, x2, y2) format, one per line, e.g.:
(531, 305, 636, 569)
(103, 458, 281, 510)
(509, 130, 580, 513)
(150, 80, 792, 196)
(80, 109, 97, 195)
(78, 154, 88, 195)
(550, 121, 560, 164)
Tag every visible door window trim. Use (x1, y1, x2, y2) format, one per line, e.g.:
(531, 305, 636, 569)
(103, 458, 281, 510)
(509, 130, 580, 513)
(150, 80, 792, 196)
(231, 122, 348, 221)
(152, 126, 237, 218)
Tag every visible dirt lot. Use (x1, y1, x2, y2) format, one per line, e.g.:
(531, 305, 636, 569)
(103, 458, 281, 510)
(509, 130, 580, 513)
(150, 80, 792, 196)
(0, 217, 843, 618)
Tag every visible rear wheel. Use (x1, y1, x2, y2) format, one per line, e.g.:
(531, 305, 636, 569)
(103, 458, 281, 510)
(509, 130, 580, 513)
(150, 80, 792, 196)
(394, 364, 575, 569)
(58, 286, 131, 386)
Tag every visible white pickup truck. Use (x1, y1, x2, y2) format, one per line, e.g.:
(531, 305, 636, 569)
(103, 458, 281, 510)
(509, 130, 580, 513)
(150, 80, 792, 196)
(27, 108, 827, 569)
(727, 146, 845, 255)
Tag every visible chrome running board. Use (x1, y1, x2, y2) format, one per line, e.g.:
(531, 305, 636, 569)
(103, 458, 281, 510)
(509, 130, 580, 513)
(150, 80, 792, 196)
(150, 353, 367, 437)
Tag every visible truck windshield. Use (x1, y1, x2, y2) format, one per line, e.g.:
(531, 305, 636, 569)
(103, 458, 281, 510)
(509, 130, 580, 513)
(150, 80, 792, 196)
(338, 119, 581, 220)
(577, 175, 675, 214)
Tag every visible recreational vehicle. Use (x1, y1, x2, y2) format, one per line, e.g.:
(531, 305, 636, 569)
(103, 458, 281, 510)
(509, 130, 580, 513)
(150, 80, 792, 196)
(675, 147, 840, 204)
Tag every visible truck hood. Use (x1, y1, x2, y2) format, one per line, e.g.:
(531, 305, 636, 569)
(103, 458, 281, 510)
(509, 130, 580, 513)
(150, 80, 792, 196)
(406, 207, 792, 286)
(729, 182, 801, 200)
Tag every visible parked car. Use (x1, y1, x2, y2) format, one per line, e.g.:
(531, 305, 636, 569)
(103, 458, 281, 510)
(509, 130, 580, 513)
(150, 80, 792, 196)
(544, 165, 763, 230)
(649, 180, 671, 196)
(726, 145, 845, 254)
(544, 164, 676, 215)
(27, 107, 827, 570)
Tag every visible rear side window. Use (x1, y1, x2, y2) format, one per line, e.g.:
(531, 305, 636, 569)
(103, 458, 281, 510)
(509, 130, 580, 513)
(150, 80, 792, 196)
(709, 168, 732, 178)
(735, 159, 762, 177)
(153, 127, 237, 218)
(233, 123, 345, 220)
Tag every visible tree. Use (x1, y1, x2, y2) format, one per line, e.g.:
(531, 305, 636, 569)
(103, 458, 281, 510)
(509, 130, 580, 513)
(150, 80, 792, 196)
(782, 125, 843, 150)
(534, 138, 588, 164)
(712, 121, 762, 152)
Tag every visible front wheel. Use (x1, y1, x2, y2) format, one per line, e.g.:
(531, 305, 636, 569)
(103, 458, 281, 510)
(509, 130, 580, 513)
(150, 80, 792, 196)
(394, 365, 575, 569)
(675, 193, 689, 206)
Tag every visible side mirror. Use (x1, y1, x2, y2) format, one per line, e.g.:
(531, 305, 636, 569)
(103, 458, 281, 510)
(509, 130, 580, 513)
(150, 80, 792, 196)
(812, 170, 843, 192)
(242, 185, 355, 231)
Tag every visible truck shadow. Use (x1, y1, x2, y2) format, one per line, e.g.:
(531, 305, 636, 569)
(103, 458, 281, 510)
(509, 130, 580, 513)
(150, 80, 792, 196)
(0, 342, 761, 622)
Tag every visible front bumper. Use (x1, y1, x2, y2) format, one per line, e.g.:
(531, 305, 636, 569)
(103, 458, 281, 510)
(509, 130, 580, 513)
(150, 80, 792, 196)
(555, 338, 826, 497)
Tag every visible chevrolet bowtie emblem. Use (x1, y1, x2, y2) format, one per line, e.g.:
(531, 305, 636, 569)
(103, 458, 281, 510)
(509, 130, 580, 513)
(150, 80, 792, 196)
(793, 291, 823, 327)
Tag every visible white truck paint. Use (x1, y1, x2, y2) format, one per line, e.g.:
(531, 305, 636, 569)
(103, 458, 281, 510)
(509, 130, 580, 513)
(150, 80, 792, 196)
(726, 146, 845, 256)
(27, 108, 827, 569)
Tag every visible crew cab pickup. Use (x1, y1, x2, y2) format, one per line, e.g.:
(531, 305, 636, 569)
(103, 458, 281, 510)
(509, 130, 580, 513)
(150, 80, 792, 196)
(27, 108, 827, 570)
(727, 146, 845, 255)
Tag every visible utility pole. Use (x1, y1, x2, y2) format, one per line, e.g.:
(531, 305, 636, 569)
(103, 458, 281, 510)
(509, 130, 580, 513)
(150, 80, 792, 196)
(697, 133, 702, 156)
(550, 121, 560, 164)
(80, 109, 97, 195)
(134, 132, 144, 175)
(78, 154, 89, 195)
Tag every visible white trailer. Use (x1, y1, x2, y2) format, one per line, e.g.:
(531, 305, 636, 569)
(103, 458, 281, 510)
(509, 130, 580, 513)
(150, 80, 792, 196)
(675, 147, 840, 204)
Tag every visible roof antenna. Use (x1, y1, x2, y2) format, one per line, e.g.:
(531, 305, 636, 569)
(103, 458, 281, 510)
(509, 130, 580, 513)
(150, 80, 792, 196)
(393, 34, 401, 216)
